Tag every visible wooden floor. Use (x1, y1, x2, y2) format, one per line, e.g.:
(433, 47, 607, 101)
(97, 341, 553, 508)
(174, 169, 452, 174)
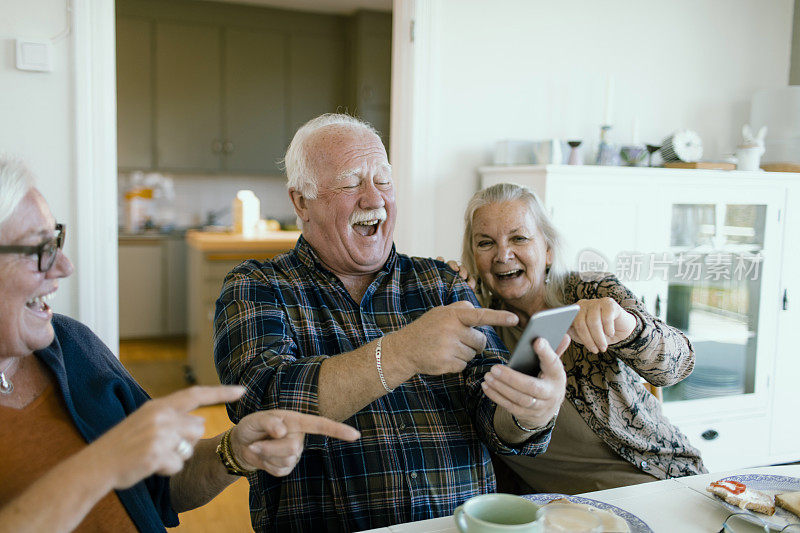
(119, 338, 253, 532)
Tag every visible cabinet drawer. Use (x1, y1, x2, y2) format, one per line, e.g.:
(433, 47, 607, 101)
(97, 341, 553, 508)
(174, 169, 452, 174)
(203, 258, 246, 283)
(674, 416, 770, 472)
(202, 251, 292, 283)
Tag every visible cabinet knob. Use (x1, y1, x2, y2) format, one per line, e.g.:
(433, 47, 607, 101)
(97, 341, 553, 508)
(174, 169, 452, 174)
(655, 294, 662, 317)
(223, 141, 234, 154)
(783, 289, 789, 311)
(701, 429, 719, 441)
(212, 139, 223, 153)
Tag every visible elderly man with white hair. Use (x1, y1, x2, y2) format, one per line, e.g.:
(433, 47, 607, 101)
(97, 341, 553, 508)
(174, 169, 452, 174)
(214, 114, 570, 532)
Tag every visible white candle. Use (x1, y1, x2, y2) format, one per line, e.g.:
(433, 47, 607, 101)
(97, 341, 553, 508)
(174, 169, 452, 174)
(602, 75, 615, 125)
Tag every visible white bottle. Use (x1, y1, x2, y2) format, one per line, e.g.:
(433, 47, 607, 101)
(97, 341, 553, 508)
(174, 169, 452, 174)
(232, 190, 260, 237)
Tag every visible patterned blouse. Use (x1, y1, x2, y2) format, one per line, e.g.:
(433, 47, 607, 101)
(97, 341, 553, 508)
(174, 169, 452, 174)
(497, 272, 706, 480)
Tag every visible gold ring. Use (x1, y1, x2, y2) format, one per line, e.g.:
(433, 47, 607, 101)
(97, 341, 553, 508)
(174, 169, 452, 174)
(176, 439, 193, 460)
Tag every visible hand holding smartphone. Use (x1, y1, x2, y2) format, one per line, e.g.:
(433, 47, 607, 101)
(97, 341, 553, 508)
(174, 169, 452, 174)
(508, 304, 580, 376)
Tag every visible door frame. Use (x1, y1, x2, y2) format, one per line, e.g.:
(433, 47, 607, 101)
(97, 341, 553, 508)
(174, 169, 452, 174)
(389, 0, 439, 257)
(73, 0, 119, 352)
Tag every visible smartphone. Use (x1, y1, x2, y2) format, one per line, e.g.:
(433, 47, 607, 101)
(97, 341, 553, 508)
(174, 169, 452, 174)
(508, 304, 580, 376)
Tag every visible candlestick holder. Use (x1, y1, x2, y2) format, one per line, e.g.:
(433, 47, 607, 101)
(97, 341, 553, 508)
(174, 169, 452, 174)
(595, 125, 619, 166)
(646, 144, 661, 167)
(567, 140, 583, 165)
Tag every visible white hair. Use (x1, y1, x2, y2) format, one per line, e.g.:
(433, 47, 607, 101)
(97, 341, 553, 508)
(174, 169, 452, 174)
(461, 182, 567, 309)
(283, 113, 379, 199)
(0, 157, 36, 240)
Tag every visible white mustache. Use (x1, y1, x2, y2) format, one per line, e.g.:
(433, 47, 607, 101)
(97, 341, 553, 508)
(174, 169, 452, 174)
(349, 207, 387, 225)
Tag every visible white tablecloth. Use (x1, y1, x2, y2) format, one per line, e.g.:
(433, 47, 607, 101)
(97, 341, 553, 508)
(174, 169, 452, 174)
(358, 465, 800, 532)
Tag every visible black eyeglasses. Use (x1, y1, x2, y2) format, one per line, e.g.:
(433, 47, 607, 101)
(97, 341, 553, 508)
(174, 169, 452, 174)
(0, 223, 65, 272)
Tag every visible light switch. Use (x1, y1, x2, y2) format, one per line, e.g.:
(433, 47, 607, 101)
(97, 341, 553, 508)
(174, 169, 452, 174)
(16, 40, 52, 72)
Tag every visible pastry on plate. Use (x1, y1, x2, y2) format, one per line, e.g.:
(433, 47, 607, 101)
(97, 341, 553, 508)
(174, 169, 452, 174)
(545, 499, 630, 532)
(706, 479, 775, 516)
(775, 491, 800, 518)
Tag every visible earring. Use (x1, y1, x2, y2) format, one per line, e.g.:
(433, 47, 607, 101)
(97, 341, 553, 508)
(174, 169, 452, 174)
(544, 264, 551, 285)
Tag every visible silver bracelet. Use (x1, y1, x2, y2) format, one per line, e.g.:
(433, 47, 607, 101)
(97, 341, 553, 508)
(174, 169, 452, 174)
(375, 337, 394, 393)
(512, 414, 538, 433)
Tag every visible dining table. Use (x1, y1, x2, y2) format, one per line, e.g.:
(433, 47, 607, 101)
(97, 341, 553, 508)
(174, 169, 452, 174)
(358, 464, 800, 532)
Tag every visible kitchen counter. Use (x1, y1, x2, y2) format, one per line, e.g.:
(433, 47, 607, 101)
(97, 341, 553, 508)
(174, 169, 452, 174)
(185, 229, 301, 385)
(119, 231, 186, 245)
(118, 231, 187, 338)
(185, 229, 302, 253)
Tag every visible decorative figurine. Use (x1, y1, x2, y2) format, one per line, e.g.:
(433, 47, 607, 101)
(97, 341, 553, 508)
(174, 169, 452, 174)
(736, 124, 767, 171)
(596, 125, 619, 166)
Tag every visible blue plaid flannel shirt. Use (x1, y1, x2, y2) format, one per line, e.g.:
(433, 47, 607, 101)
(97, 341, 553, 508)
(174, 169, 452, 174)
(213, 236, 552, 532)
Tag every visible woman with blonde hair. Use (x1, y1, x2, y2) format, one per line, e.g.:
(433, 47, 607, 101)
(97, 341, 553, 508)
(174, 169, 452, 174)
(457, 182, 705, 494)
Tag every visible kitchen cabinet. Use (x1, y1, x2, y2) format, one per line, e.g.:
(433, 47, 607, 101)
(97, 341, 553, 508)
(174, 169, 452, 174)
(225, 28, 287, 173)
(186, 230, 300, 385)
(155, 23, 290, 173)
(479, 164, 797, 471)
(770, 181, 800, 462)
(288, 33, 347, 131)
(116, 1, 358, 175)
(116, 17, 153, 169)
(348, 11, 392, 148)
(119, 234, 187, 338)
(156, 22, 222, 171)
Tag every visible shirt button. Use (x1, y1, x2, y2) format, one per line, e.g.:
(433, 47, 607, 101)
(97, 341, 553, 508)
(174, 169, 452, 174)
(410, 472, 418, 479)
(398, 422, 406, 430)
(640, 460, 648, 469)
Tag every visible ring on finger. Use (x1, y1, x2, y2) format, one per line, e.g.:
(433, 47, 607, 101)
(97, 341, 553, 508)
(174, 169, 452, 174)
(175, 439, 193, 460)
(527, 396, 537, 407)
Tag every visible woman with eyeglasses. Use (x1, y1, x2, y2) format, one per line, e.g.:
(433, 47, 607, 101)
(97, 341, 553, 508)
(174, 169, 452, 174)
(0, 158, 360, 533)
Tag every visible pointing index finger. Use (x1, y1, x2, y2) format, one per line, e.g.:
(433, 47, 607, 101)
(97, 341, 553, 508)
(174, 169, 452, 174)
(162, 385, 246, 413)
(456, 307, 518, 328)
(278, 411, 361, 441)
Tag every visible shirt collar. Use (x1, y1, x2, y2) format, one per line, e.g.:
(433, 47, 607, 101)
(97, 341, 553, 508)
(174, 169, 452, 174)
(294, 234, 399, 279)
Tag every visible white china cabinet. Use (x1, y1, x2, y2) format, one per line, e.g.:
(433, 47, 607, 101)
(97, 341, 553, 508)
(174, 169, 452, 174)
(478, 165, 798, 472)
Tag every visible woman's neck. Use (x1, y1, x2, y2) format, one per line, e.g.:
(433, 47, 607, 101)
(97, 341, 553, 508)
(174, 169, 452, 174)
(0, 354, 25, 379)
(503, 291, 548, 327)
(0, 353, 52, 409)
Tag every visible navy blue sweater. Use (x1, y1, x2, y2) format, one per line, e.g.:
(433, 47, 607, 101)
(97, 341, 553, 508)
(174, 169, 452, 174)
(34, 314, 178, 532)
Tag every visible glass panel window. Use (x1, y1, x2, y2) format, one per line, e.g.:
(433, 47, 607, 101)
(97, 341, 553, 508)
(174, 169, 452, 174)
(663, 204, 766, 403)
(671, 204, 716, 248)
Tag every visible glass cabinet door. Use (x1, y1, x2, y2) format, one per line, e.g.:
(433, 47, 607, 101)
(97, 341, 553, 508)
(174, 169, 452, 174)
(662, 203, 768, 403)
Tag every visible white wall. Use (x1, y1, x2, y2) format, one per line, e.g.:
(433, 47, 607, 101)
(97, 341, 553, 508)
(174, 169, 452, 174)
(400, 0, 793, 260)
(0, 0, 78, 317)
(119, 173, 296, 228)
(170, 175, 295, 226)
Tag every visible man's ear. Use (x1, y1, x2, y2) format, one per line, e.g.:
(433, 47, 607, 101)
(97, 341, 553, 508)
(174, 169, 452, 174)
(289, 188, 311, 223)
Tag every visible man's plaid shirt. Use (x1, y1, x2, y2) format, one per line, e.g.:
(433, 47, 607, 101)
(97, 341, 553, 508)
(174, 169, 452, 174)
(213, 236, 551, 532)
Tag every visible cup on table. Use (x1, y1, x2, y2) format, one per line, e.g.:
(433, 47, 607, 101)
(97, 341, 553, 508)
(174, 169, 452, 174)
(535, 503, 602, 533)
(453, 493, 540, 532)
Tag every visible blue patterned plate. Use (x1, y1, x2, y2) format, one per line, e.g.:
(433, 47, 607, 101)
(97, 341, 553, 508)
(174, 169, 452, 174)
(705, 474, 800, 531)
(523, 493, 653, 532)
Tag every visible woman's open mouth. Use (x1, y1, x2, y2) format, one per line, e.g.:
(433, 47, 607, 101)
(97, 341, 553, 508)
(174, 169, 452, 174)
(25, 291, 54, 318)
(494, 269, 524, 281)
